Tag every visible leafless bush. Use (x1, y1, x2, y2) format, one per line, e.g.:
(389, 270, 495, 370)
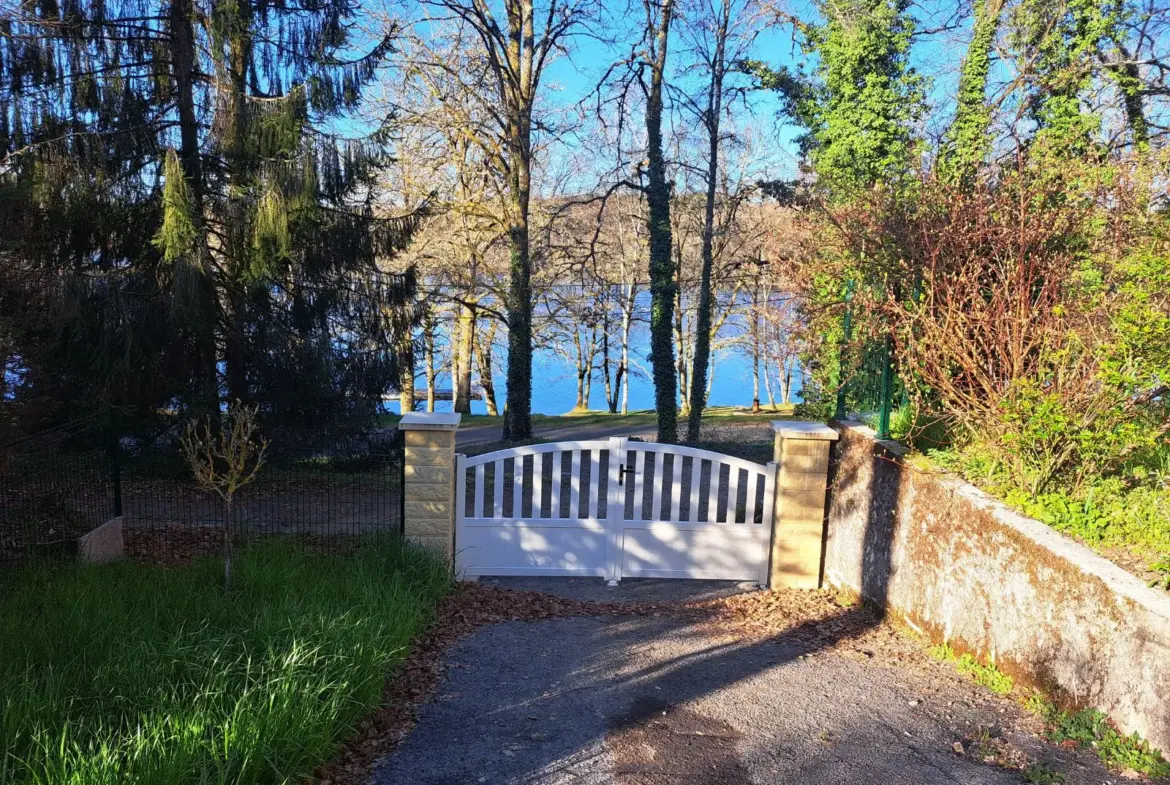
(180, 404, 268, 591)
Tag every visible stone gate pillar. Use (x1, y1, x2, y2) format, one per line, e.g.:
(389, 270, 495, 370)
(398, 412, 461, 562)
(769, 421, 839, 589)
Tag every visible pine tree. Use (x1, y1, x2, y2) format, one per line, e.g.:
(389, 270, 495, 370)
(1, 0, 421, 432)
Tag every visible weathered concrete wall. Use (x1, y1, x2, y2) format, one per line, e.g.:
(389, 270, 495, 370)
(825, 421, 1170, 753)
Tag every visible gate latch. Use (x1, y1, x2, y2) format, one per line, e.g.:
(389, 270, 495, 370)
(618, 464, 636, 486)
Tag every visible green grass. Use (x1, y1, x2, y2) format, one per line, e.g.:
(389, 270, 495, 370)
(0, 538, 451, 785)
(1022, 762, 1066, 784)
(924, 445, 1170, 585)
(928, 642, 1014, 695)
(1024, 695, 1170, 778)
(380, 405, 793, 431)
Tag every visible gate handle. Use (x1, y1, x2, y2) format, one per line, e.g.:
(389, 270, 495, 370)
(618, 464, 636, 486)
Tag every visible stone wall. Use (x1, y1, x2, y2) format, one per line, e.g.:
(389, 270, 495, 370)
(825, 421, 1170, 753)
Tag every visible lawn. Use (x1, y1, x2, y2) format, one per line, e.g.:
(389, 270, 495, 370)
(378, 404, 795, 431)
(0, 538, 450, 785)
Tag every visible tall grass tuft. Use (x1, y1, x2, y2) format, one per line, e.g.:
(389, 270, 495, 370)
(0, 537, 450, 785)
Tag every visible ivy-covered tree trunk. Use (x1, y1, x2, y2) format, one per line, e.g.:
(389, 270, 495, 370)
(1107, 41, 1149, 150)
(643, 0, 678, 444)
(503, 207, 534, 439)
(940, 0, 1005, 181)
(686, 0, 730, 442)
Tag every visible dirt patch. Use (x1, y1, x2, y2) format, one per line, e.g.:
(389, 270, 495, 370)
(608, 696, 749, 785)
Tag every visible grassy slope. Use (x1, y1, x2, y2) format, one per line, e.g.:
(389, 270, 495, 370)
(380, 405, 793, 431)
(0, 540, 450, 785)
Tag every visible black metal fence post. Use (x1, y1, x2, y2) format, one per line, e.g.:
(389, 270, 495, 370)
(108, 414, 123, 518)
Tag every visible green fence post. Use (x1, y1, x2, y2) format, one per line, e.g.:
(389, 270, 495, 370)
(876, 332, 894, 440)
(834, 280, 855, 420)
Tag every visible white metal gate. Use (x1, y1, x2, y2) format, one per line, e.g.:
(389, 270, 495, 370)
(454, 438, 776, 584)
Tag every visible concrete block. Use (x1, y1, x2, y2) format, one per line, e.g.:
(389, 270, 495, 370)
(405, 464, 453, 484)
(777, 469, 829, 491)
(405, 446, 454, 466)
(776, 487, 829, 522)
(405, 430, 455, 450)
(407, 534, 452, 561)
(78, 517, 124, 564)
(405, 500, 450, 519)
(406, 480, 453, 503)
(406, 516, 452, 538)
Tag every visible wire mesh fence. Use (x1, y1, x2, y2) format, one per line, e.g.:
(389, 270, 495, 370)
(1, 413, 404, 567)
(0, 413, 117, 565)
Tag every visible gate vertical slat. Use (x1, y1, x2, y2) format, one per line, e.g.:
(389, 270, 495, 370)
(669, 454, 683, 522)
(532, 454, 544, 519)
(708, 462, 722, 523)
(550, 451, 563, 519)
(455, 454, 467, 543)
(688, 457, 702, 523)
(587, 450, 600, 518)
(493, 459, 504, 518)
(512, 456, 525, 519)
(760, 463, 778, 585)
(605, 437, 625, 583)
(569, 450, 582, 519)
(474, 465, 485, 518)
(744, 472, 758, 525)
(727, 467, 741, 523)
(632, 450, 646, 521)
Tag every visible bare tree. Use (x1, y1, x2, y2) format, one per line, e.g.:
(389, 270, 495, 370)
(384, 0, 598, 439)
(180, 404, 268, 592)
(677, 0, 763, 439)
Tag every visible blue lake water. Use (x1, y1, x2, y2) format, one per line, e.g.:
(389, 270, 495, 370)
(385, 338, 802, 416)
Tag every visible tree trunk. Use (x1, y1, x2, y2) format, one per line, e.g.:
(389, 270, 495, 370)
(751, 279, 761, 412)
(705, 348, 715, 401)
(221, 0, 253, 408)
(225, 291, 249, 403)
(763, 360, 776, 410)
(602, 316, 618, 414)
(503, 191, 533, 439)
(423, 313, 437, 413)
(644, 0, 678, 443)
(582, 327, 597, 410)
(501, 0, 536, 441)
(452, 302, 475, 415)
(399, 328, 417, 413)
(169, 0, 218, 415)
(674, 292, 689, 417)
(223, 499, 234, 593)
(620, 285, 633, 415)
(686, 0, 728, 441)
(476, 319, 500, 416)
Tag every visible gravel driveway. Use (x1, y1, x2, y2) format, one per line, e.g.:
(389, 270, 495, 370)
(371, 578, 1108, 785)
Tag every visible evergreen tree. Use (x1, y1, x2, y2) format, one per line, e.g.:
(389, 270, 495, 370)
(1, 0, 421, 434)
